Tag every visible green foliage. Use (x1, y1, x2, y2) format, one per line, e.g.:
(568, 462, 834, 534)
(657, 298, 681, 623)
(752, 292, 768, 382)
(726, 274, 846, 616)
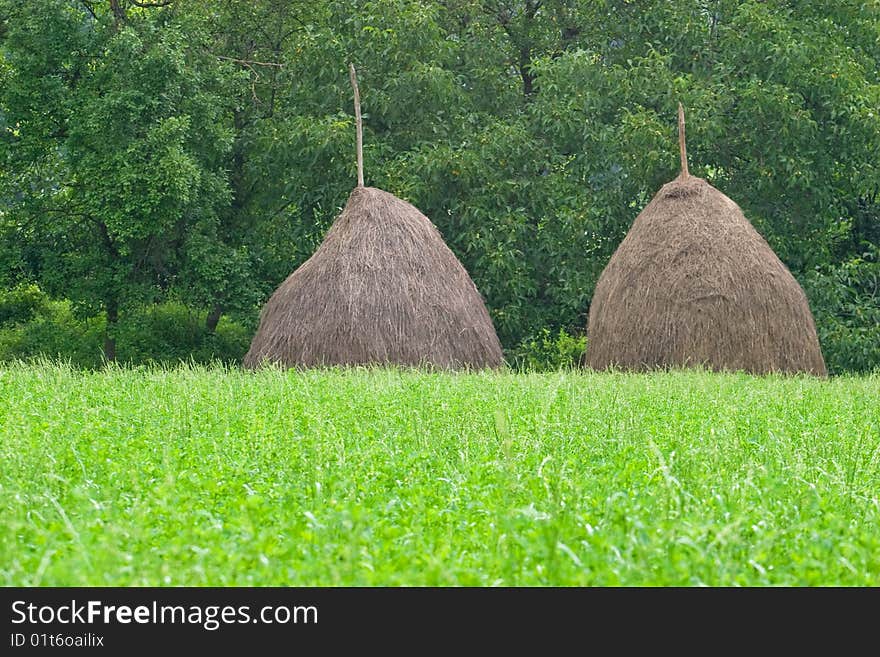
(115, 303, 251, 366)
(804, 247, 880, 374)
(0, 299, 250, 369)
(0, 299, 105, 369)
(0, 284, 48, 326)
(1, 0, 878, 370)
(509, 327, 587, 371)
(0, 0, 236, 354)
(1, 366, 878, 585)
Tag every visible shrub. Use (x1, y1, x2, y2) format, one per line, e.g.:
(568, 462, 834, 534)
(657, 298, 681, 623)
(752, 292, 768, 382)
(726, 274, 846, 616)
(0, 299, 252, 368)
(508, 327, 587, 371)
(0, 284, 50, 326)
(115, 303, 250, 366)
(0, 298, 104, 368)
(804, 248, 880, 374)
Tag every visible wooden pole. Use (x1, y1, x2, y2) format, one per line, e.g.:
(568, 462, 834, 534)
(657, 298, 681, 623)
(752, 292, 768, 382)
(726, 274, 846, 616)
(678, 102, 689, 179)
(349, 63, 364, 187)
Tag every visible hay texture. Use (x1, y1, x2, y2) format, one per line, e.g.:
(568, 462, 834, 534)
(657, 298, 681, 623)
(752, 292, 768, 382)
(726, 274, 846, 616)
(585, 107, 826, 375)
(244, 185, 504, 369)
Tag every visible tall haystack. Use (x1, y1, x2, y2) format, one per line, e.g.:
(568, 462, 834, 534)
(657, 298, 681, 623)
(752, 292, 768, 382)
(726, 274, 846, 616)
(243, 65, 503, 370)
(585, 105, 826, 375)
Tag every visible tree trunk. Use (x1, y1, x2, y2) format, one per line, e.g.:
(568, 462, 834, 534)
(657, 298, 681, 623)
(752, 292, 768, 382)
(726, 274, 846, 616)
(109, 0, 126, 29)
(206, 305, 222, 333)
(104, 298, 118, 363)
(519, 45, 534, 98)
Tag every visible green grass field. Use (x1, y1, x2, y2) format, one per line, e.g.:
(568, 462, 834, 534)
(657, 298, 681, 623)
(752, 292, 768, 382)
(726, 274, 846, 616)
(1, 362, 878, 586)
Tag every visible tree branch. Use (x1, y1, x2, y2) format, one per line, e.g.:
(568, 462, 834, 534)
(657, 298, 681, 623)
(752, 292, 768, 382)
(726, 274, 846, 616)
(109, 0, 126, 26)
(526, 0, 542, 19)
(130, 0, 174, 7)
(215, 55, 283, 68)
(79, 1, 98, 20)
(97, 220, 120, 259)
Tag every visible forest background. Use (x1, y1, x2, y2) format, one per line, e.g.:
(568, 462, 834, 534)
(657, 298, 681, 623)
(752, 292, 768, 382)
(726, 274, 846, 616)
(1, 0, 877, 373)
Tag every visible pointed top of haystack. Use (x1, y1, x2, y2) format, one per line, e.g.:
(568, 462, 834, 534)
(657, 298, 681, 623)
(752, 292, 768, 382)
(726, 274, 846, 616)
(584, 106, 826, 375)
(243, 66, 504, 370)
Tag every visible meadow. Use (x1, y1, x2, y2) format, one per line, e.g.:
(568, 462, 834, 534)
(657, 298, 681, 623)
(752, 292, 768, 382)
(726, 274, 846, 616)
(1, 362, 878, 586)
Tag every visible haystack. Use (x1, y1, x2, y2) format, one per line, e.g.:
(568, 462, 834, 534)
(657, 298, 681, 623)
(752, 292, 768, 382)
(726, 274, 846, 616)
(244, 65, 503, 370)
(585, 105, 826, 375)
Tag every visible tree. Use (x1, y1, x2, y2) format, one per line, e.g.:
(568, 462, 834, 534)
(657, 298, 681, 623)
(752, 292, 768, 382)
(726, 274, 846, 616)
(180, 0, 343, 333)
(0, 1, 231, 360)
